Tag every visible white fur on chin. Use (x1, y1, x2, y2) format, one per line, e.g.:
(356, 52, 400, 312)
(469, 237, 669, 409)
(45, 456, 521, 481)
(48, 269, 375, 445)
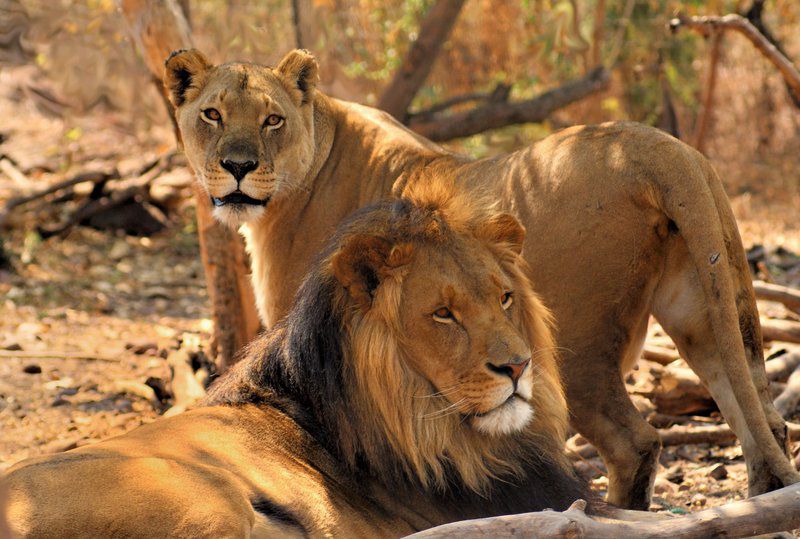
(472, 398, 533, 436)
(212, 204, 266, 228)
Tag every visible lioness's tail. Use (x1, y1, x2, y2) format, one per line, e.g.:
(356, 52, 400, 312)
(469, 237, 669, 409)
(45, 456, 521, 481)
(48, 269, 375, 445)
(656, 141, 798, 487)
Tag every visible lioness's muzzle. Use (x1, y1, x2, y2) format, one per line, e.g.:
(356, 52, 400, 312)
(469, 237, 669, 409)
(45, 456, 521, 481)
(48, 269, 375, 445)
(211, 191, 268, 207)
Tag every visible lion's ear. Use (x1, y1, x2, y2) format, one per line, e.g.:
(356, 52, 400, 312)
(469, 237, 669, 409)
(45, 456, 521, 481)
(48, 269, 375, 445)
(331, 235, 413, 310)
(164, 49, 212, 107)
(275, 49, 319, 105)
(480, 213, 526, 255)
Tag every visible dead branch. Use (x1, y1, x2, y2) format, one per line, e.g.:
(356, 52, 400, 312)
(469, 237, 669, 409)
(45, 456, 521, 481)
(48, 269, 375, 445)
(754, 281, 800, 314)
(0, 170, 117, 228)
(652, 363, 715, 415)
(642, 344, 680, 365)
(0, 157, 33, 190)
(762, 319, 800, 344)
(569, 423, 800, 462)
(405, 483, 800, 538)
(774, 362, 800, 418)
(766, 349, 800, 382)
(377, 0, 466, 120)
(408, 67, 610, 141)
(669, 13, 800, 100)
(37, 156, 172, 238)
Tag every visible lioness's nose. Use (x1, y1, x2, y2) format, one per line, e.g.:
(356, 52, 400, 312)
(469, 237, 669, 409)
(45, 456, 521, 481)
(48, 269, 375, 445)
(487, 357, 530, 383)
(221, 159, 258, 182)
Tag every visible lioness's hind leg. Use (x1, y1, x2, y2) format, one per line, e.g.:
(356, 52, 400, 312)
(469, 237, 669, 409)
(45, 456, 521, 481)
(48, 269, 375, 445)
(654, 239, 795, 496)
(566, 362, 661, 510)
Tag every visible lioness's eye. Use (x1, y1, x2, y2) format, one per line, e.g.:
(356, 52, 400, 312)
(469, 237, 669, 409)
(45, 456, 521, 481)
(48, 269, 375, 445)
(432, 307, 454, 323)
(202, 108, 221, 122)
(264, 114, 284, 129)
(501, 291, 513, 309)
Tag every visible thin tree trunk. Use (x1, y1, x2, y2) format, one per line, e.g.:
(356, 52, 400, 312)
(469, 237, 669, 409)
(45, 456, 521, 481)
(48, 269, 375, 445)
(377, 0, 466, 120)
(693, 31, 722, 153)
(118, 0, 259, 371)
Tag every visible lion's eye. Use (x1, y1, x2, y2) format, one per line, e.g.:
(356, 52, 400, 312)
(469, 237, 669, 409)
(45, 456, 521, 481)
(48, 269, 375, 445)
(432, 307, 455, 323)
(264, 114, 284, 129)
(501, 291, 513, 309)
(202, 108, 221, 123)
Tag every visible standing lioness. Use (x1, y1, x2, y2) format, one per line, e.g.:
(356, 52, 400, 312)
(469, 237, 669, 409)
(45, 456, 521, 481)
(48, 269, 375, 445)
(166, 48, 798, 509)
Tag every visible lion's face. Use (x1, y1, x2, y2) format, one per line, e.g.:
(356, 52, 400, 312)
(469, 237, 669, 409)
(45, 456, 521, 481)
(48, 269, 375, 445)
(399, 240, 536, 436)
(165, 49, 319, 227)
(332, 200, 549, 439)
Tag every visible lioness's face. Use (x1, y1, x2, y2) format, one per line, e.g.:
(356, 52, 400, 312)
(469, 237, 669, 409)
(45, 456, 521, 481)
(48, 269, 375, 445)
(165, 49, 319, 227)
(400, 240, 536, 437)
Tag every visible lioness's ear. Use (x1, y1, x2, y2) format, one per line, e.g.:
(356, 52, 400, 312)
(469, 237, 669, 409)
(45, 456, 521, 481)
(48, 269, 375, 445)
(480, 213, 526, 255)
(275, 49, 319, 105)
(164, 49, 212, 107)
(332, 235, 413, 310)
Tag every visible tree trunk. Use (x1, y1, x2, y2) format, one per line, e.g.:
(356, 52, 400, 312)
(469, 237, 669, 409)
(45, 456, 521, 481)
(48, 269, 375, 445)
(118, 0, 260, 371)
(377, 0, 466, 120)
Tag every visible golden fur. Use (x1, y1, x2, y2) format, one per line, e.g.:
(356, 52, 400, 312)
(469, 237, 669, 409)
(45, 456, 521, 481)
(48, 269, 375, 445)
(166, 48, 799, 509)
(3, 185, 589, 537)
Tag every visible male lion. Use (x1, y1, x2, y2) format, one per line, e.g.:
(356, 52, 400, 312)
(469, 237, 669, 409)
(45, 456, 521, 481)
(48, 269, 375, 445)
(163, 47, 799, 509)
(4, 184, 590, 537)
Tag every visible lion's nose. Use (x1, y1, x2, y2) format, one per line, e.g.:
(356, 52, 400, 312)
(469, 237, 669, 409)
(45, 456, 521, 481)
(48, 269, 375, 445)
(486, 357, 530, 383)
(220, 159, 258, 182)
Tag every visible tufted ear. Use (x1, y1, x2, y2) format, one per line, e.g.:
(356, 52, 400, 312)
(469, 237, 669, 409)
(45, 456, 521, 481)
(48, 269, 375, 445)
(331, 235, 413, 311)
(479, 213, 526, 255)
(164, 49, 212, 107)
(275, 49, 319, 105)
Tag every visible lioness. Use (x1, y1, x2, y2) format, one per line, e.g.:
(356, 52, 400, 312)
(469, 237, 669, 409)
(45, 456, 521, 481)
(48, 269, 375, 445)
(164, 48, 798, 509)
(5, 183, 590, 537)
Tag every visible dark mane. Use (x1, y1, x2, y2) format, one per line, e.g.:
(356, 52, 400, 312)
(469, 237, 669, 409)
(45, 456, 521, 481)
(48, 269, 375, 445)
(205, 197, 596, 517)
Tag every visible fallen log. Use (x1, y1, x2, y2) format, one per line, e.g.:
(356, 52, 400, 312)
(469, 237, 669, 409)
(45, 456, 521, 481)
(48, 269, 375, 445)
(762, 319, 800, 344)
(405, 482, 800, 538)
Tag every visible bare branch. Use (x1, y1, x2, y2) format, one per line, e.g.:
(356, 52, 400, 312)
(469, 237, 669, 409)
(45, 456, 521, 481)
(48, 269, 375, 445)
(405, 483, 800, 538)
(377, 0, 467, 120)
(762, 319, 800, 344)
(754, 281, 800, 314)
(670, 13, 800, 101)
(408, 67, 610, 141)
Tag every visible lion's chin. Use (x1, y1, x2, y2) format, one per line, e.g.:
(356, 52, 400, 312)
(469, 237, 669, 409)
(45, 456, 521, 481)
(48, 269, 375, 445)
(212, 203, 267, 228)
(470, 397, 533, 436)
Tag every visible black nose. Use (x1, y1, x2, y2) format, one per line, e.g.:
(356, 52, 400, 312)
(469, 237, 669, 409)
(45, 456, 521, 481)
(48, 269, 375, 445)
(220, 159, 258, 182)
(487, 357, 531, 383)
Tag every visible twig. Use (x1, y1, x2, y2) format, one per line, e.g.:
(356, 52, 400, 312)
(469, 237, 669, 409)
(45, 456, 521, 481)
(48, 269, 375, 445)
(669, 13, 800, 99)
(405, 483, 800, 538)
(0, 350, 119, 362)
(0, 157, 33, 190)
